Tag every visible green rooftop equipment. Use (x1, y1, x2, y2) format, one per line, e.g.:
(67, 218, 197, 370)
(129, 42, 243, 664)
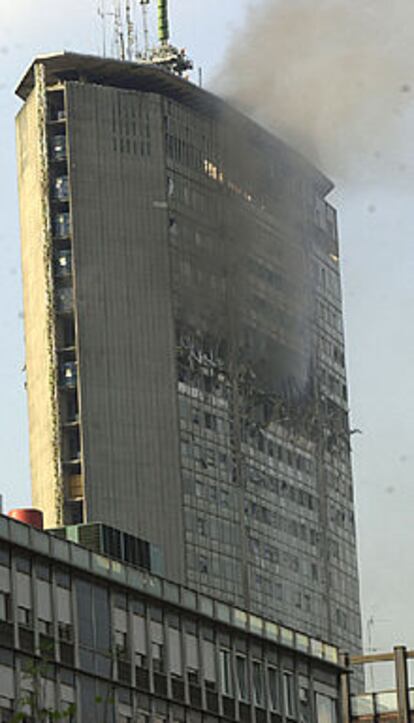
(158, 0, 170, 44)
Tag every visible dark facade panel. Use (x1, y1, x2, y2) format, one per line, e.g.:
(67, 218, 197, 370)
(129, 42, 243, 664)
(66, 83, 184, 581)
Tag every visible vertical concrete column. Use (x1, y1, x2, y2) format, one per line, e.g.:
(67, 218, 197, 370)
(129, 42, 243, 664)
(339, 653, 352, 723)
(394, 646, 410, 723)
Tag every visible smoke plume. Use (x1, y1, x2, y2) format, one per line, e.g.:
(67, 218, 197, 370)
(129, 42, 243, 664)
(216, 0, 414, 181)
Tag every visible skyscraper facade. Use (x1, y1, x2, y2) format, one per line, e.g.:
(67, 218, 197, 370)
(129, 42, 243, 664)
(16, 52, 362, 655)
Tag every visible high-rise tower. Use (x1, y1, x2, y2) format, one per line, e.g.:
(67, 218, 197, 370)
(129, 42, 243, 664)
(16, 51, 362, 655)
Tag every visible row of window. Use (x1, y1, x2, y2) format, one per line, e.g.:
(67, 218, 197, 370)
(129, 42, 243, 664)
(219, 650, 292, 713)
(318, 368, 347, 404)
(317, 335, 345, 369)
(179, 401, 314, 476)
(245, 469, 316, 512)
(166, 114, 316, 217)
(316, 300, 343, 335)
(0, 546, 339, 696)
(244, 501, 320, 547)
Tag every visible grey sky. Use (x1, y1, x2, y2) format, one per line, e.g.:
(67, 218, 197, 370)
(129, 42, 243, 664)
(1, 0, 413, 681)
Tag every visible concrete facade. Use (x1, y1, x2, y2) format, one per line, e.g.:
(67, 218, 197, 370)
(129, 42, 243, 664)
(16, 80, 62, 529)
(16, 53, 362, 657)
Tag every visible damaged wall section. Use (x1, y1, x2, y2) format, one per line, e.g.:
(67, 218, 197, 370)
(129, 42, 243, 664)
(164, 96, 361, 654)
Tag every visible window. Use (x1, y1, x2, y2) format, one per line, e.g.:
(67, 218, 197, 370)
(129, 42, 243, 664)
(15, 555, 31, 574)
(16, 571, 32, 627)
(57, 583, 72, 632)
(205, 413, 216, 430)
(54, 175, 69, 201)
(56, 287, 73, 314)
(236, 655, 249, 701)
(61, 361, 77, 388)
(133, 610, 147, 668)
(199, 556, 209, 574)
(54, 212, 70, 239)
(268, 666, 279, 711)
(203, 638, 216, 688)
(51, 134, 66, 161)
(0, 663, 14, 717)
(55, 249, 72, 277)
(17, 606, 32, 627)
(150, 618, 164, 672)
(76, 580, 110, 654)
(253, 661, 264, 707)
(316, 693, 337, 723)
(0, 592, 11, 622)
(185, 631, 199, 680)
(283, 672, 296, 718)
(39, 619, 53, 636)
(136, 713, 149, 723)
(58, 622, 73, 642)
(56, 568, 70, 588)
(152, 641, 164, 670)
(36, 578, 52, 632)
(168, 626, 182, 676)
(115, 630, 128, 654)
(219, 649, 232, 696)
(300, 686, 310, 723)
(0, 544, 10, 567)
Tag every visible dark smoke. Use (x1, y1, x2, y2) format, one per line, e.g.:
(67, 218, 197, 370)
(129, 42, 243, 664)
(216, 0, 414, 181)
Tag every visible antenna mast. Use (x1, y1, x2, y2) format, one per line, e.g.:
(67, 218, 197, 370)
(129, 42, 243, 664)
(106, 0, 193, 75)
(125, 0, 135, 60)
(97, 0, 107, 56)
(158, 0, 169, 45)
(146, 0, 193, 75)
(113, 0, 125, 60)
(140, 0, 150, 59)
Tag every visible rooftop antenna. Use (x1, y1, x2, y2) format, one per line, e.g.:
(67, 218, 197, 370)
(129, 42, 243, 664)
(140, 0, 150, 59)
(125, 0, 135, 60)
(158, 0, 170, 46)
(144, 0, 193, 75)
(97, 0, 107, 56)
(113, 0, 126, 60)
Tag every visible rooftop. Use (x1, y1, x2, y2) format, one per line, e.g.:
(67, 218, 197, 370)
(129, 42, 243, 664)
(15, 51, 333, 196)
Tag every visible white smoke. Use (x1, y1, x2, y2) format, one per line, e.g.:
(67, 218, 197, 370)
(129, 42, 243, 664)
(216, 0, 414, 182)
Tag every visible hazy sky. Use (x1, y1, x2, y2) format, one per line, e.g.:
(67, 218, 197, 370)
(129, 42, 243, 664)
(1, 0, 414, 683)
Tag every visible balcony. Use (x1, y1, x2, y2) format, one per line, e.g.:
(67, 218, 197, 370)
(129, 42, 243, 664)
(54, 211, 70, 239)
(60, 361, 77, 389)
(55, 287, 73, 315)
(68, 474, 84, 500)
(55, 249, 72, 278)
(50, 134, 67, 162)
(54, 175, 69, 202)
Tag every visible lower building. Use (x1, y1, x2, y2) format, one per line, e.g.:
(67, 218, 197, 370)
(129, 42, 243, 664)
(0, 513, 341, 721)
